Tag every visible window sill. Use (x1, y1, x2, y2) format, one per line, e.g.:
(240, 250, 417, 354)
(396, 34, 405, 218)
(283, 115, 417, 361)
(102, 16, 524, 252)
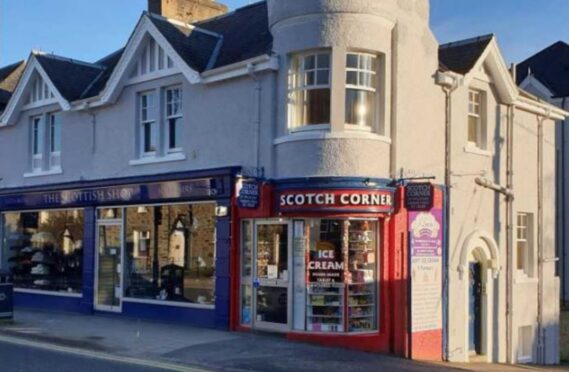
(129, 152, 186, 166)
(122, 297, 214, 310)
(514, 273, 538, 284)
(14, 288, 82, 298)
(289, 124, 331, 133)
(275, 131, 391, 145)
(23, 168, 63, 178)
(463, 144, 491, 157)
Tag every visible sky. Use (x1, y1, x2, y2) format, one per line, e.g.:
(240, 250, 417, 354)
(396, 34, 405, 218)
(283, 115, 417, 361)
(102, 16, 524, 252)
(0, 0, 568, 67)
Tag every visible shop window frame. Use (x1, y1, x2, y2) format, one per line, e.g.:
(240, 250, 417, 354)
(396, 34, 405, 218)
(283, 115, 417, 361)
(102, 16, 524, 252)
(0, 207, 85, 298)
(95, 201, 218, 310)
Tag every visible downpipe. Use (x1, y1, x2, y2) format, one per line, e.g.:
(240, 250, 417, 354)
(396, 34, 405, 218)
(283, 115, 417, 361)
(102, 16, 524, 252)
(247, 63, 263, 178)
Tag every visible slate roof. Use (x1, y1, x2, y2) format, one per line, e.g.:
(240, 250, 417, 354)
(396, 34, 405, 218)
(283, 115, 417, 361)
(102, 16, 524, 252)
(35, 54, 105, 101)
(197, 1, 273, 69)
(439, 34, 494, 74)
(2, 1, 273, 108)
(0, 61, 25, 111)
(516, 41, 569, 98)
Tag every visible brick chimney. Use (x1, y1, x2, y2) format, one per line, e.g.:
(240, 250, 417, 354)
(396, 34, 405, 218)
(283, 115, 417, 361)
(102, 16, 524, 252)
(148, 0, 228, 24)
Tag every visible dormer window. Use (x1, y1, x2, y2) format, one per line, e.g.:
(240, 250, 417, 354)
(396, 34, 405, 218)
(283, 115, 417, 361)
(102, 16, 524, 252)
(467, 89, 487, 149)
(288, 52, 331, 130)
(31, 116, 43, 172)
(140, 91, 157, 156)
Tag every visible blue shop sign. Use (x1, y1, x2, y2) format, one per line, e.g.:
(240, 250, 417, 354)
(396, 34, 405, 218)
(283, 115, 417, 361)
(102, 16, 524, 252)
(0, 178, 222, 210)
(238, 179, 260, 209)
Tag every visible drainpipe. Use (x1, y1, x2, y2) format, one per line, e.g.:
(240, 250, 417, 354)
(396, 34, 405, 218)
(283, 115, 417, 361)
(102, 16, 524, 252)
(247, 63, 263, 178)
(436, 70, 459, 361)
(505, 102, 514, 364)
(562, 97, 567, 306)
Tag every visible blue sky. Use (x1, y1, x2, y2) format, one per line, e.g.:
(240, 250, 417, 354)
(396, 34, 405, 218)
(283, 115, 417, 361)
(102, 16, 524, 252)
(1, 0, 568, 66)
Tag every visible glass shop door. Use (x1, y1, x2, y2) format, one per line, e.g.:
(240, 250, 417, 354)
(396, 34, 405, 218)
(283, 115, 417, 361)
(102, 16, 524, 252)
(94, 221, 124, 312)
(253, 222, 291, 332)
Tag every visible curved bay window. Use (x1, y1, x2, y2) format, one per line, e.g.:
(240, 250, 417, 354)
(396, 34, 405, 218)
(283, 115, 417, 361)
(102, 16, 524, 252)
(124, 203, 216, 306)
(345, 53, 378, 131)
(2, 209, 84, 294)
(288, 52, 331, 129)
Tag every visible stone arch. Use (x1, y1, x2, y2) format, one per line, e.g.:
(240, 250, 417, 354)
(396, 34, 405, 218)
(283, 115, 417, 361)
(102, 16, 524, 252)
(458, 230, 500, 280)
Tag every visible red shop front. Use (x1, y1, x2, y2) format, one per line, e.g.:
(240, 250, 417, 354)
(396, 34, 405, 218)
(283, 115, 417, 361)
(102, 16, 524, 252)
(229, 178, 444, 360)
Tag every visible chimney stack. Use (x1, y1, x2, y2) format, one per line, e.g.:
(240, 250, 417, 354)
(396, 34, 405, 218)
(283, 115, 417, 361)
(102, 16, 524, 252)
(148, 0, 228, 24)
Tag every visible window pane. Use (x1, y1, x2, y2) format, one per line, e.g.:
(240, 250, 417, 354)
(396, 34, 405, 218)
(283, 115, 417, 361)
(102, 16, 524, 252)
(316, 70, 329, 85)
(317, 53, 330, 69)
(2, 210, 84, 293)
(50, 115, 61, 153)
(124, 203, 216, 305)
(346, 71, 358, 86)
(468, 116, 478, 143)
(304, 55, 315, 70)
(347, 54, 358, 69)
(345, 89, 376, 128)
(168, 118, 182, 150)
(304, 88, 331, 125)
(305, 71, 315, 86)
(143, 122, 156, 153)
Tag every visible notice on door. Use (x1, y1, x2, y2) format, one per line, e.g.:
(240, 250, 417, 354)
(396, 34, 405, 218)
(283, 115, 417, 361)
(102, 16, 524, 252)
(410, 210, 443, 333)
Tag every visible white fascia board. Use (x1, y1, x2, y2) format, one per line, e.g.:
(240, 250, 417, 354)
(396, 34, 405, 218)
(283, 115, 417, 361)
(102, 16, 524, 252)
(0, 56, 70, 127)
(96, 16, 201, 107)
(515, 96, 569, 121)
(463, 38, 518, 104)
(201, 55, 279, 84)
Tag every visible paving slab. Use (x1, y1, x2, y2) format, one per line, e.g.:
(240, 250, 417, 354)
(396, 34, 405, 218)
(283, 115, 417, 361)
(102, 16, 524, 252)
(0, 309, 565, 372)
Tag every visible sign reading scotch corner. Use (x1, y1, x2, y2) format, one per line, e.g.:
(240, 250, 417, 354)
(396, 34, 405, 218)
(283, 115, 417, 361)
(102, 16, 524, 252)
(277, 189, 394, 214)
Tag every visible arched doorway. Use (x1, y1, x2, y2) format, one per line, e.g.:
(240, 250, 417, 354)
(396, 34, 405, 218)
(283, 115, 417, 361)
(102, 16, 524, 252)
(459, 231, 500, 363)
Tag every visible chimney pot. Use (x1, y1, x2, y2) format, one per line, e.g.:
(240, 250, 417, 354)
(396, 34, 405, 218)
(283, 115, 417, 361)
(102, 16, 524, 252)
(148, 0, 227, 24)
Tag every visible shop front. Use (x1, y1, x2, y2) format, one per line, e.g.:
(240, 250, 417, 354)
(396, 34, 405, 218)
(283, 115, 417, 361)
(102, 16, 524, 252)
(0, 168, 237, 329)
(234, 178, 414, 354)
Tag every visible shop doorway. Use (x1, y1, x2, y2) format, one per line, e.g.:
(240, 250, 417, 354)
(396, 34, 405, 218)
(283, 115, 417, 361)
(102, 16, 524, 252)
(468, 262, 483, 355)
(252, 222, 291, 332)
(94, 220, 124, 312)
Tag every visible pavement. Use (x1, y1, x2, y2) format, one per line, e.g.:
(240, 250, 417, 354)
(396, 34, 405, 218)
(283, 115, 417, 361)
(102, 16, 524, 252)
(0, 309, 565, 372)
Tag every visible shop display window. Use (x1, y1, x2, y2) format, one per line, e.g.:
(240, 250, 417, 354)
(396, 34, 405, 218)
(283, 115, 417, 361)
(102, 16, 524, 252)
(305, 219, 378, 333)
(123, 203, 216, 305)
(2, 209, 84, 293)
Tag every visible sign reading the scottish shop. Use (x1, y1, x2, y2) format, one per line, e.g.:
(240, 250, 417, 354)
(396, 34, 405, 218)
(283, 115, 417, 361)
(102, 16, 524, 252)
(277, 189, 393, 214)
(0, 178, 221, 209)
(409, 210, 443, 333)
(405, 183, 434, 211)
(237, 179, 260, 209)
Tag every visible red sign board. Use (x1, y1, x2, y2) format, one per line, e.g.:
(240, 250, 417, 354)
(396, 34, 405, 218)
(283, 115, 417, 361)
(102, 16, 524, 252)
(277, 189, 394, 214)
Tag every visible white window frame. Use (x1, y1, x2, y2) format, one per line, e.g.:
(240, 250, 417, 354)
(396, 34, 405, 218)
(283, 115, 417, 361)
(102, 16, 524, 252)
(139, 91, 158, 157)
(516, 212, 534, 278)
(288, 51, 331, 131)
(345, 52, 379, 133)
(48, 112, 62, 170)
(31, 116, 44, 172)
(467, 89, 486, 149)
(165, 86, 183, 153)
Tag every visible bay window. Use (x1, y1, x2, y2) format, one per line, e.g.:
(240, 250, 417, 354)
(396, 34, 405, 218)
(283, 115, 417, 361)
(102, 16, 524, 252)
(289, 52, 331, 129)
(345, 53, 378, 131)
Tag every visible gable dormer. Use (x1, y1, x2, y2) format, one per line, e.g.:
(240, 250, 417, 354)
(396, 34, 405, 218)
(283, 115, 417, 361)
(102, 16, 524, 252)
(126, 36, 179, 85)
(23, 72, 57, 109)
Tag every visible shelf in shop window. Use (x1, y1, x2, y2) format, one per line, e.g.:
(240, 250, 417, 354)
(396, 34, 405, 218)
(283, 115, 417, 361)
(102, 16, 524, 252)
(309, 304, 342, 307)
(308, 292, 342, 296)
(349, 315, 374, 319)
(308, 315, 343, 318)
(348, 304, 374, 307)
(348, 292, 374, 296)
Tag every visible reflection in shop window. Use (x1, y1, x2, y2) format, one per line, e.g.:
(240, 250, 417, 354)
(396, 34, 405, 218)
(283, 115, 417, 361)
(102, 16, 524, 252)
(2, 210, 84, 293)
(124, 203, 216, 306)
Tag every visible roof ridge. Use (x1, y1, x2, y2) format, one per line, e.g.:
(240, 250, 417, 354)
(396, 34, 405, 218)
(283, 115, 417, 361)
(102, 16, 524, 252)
(439, 34, 494, 50)
(34, 52, 105, 70)
(145, 11, 222, 39)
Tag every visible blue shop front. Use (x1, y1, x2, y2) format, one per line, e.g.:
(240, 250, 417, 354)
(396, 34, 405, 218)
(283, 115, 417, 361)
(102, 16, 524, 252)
(0, 167, 236, 329)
